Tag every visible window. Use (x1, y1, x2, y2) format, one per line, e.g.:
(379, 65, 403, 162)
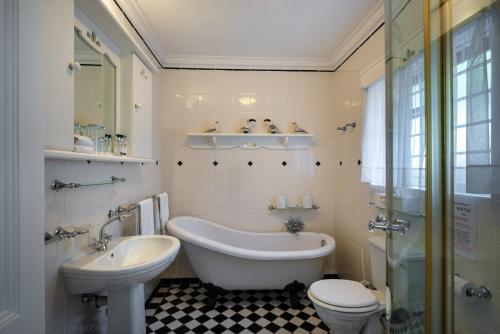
(453, 16, 492, 195)
(361, 13, 496, 196)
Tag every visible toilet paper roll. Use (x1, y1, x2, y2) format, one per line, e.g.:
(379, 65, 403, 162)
(300, 195, 313, 209)
(454, 275, 474, 298)
(273, 195, 287, 209)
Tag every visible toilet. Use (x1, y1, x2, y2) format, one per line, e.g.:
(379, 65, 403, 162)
(308, 236, 386, 334)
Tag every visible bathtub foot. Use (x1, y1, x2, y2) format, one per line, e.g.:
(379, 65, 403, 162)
(203, 283, 223, 308)
(284, 280, 306, 309)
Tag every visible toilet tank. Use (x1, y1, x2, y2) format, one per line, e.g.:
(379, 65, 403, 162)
(368, 236, 386, 291)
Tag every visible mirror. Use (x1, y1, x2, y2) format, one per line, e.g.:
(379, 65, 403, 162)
(74, 28, 116, 153)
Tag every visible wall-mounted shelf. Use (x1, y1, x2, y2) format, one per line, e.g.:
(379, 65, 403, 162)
(44, 149, 154, 164)
(268, 204, 320, 211)
(187, 133, 314, 150)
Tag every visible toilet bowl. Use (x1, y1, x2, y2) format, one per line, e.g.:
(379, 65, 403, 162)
(308, 279, 384, 334)
(309, 236, 386, 334)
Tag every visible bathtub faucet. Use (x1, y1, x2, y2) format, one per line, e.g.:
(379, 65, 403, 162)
(285, 217, 304, 235)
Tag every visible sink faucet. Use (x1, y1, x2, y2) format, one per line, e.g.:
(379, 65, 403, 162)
(91, 207, 132, 251)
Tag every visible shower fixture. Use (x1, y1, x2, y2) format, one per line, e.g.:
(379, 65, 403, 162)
(336, 122, 356, 132)
(345, 122, 356, 128)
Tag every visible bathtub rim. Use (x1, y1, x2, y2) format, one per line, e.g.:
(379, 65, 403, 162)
(167, 216, 335, 261)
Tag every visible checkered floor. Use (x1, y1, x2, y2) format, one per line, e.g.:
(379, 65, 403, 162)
(145, 279, 329, 334)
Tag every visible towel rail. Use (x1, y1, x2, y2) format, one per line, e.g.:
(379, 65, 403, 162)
(50, 176, 126, 191)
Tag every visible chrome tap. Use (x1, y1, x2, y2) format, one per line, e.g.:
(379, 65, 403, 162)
(91, 208, 132, 251)
(368, 214, 410, 235)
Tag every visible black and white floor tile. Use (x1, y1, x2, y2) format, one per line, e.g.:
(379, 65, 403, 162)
(145, 279, 329, 334)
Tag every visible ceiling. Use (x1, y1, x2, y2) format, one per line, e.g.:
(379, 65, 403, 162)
(120, 0, 383, 69)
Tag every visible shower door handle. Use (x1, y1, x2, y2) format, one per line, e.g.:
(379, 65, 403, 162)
(368, 215, 410, 235)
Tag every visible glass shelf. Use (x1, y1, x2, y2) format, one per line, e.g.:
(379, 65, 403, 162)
(268, 204, 320, 211)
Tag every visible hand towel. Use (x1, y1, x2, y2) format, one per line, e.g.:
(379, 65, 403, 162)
(74, 144, 95, 154)
(157, 193, 170, 234)
(74, 135, 94, 147)
(138, 198, 155, 235)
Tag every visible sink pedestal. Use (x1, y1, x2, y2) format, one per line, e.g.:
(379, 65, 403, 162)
(107, 283, 146, 334)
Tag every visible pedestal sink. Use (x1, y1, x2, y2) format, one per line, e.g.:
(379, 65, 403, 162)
(61, 235, 180, 334)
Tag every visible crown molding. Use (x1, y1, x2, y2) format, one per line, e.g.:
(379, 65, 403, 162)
(330, 0, 385, 70)
(115, 0, 167, 66)
(164, 55, 335, 71)
(116, 0, 384, 71)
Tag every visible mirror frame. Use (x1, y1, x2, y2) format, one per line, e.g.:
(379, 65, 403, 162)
(73, 20, 120, 138)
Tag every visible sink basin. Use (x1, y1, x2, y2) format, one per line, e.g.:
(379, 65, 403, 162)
(61, 235, 180, 334)
(61, 235, 180, 294)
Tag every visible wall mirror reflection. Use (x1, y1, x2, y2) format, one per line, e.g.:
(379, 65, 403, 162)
(74, 28, 116, 154)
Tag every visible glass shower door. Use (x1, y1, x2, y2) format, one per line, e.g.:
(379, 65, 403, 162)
(383, 0, 427, 332)
(441, 1, 500, 333)
(383, 0, 500, 332)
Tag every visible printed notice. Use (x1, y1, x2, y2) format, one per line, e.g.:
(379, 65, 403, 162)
(454, 197, 477, 261)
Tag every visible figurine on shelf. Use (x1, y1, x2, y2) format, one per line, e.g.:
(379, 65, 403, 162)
(263, 119, 280, 134)
(291, 122, 308, 133)
(204, 121, 219, 133)
(240, 118, 256, 133)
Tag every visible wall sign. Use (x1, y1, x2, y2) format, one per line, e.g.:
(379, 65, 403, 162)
(454, 197, 477, 261)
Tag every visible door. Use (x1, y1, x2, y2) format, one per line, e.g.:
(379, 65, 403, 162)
(381, 0, 500, 333)
(0, 0, 45, 333)
(131, 54, 153, 158)
(432, 1, 500, 333)
(383, 0, 427, 332)
(43, 0, 75, 150)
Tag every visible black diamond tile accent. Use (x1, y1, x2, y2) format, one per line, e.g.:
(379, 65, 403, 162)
(316, 161, 321, 166)
(177, 161, 183, 166)
(358, 159, 362, 165)
(146, 279, 328, 334)
(213, 161, 218, 166)
(248, 161, 253, 166)
(282, 161, 287, 166)
(339, 160, 343, 166)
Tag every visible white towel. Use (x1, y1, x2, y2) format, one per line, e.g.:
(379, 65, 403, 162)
(138, 198, 155, 235)
(158, 193, 170, 234)
(74, 135, 94, 147)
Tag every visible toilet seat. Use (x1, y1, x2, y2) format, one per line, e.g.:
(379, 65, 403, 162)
(308, 280, 380, 313)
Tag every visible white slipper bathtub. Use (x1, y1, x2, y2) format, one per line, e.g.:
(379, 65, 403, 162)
(167, 216, 335, 290)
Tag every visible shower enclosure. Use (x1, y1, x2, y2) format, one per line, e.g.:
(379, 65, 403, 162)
(381, 0, 500, 332)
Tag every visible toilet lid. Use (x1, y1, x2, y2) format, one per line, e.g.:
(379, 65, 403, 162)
(309, 280, 378, 309)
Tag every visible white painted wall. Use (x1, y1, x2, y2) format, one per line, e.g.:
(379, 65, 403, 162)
(159, 69, 337, 278)
(44, 73, 165, 334)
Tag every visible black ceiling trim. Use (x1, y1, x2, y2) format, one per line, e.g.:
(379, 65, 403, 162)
(164, 67, 335, 72)
(112, 0, 165, 68)
(332, 22, 385, 72)
(112, 0, 384, 73)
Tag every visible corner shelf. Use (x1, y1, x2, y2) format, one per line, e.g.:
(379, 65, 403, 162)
(44, 149, 154, 164)
(268, 204, 320, 211)
(187, 133, 314, 150)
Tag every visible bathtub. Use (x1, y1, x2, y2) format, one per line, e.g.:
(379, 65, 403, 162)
(167, 216, 335, 290)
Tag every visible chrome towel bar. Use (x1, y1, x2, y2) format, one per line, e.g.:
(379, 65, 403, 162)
(50, 176, 126, 191)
